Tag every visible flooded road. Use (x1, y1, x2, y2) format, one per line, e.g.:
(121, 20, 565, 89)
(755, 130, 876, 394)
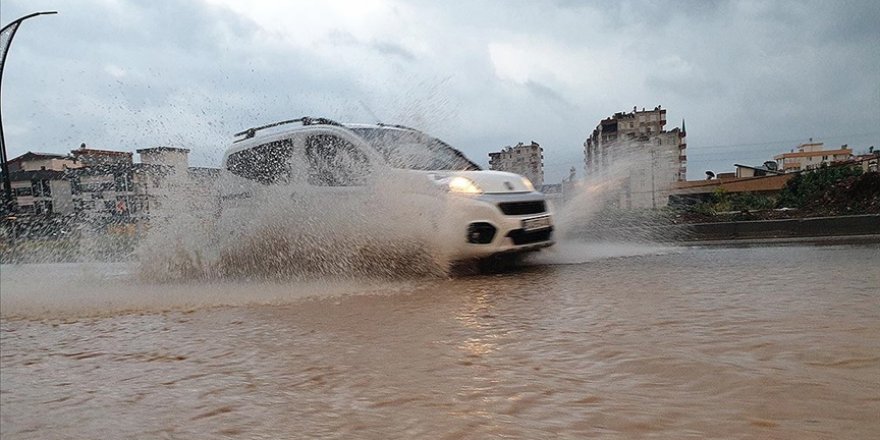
(2, 243, 879, 439)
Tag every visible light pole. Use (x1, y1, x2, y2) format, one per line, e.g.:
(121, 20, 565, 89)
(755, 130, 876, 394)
(0, 11, 58, 215)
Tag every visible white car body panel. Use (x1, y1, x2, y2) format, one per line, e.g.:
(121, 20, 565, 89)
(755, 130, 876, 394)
(219, 121, 554, 261)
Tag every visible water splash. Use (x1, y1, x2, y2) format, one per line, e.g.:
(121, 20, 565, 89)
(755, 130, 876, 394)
(532, 143, 685, 266)
(135, 167, 453, 281)
(0, 262, 429, 319)
(553, 142, 687, 243)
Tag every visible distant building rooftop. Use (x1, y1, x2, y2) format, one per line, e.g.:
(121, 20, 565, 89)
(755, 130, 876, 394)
(136, 147, 191, 154)
(71, 144, 133, 164)
(734, 163, 784, 175)
(8, 152, 68, 163)
(773, 148, 851, 160)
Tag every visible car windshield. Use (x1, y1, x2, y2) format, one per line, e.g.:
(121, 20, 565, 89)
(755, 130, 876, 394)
(350, 128, 480, 171)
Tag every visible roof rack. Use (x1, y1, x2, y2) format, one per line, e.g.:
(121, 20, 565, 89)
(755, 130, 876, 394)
(233, 117, 344, 142)
(376, 122, 419, 131)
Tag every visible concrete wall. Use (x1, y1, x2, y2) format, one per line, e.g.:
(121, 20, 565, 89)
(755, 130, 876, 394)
(681, 215, 880, 241)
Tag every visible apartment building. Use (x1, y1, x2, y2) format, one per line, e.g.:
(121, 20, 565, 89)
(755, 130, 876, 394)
(488, 141, 544, 186)
(583, 106, 686, 209)
(6, 152, 82, 215)
(4, 145, 218, 219)
(773, 142, 852, 172)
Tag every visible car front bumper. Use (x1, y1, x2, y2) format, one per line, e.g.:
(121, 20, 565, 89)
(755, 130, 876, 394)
(443, 191, 555, 260)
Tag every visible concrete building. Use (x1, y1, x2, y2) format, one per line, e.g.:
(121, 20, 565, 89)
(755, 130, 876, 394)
(64, 146, 139, 218)
(133, 147, 214, 214)
(773, 142, 852, 173)
(71, 143, 133, 166)
(583, 106, 686, 209)
(734, 161, 783, 178)
(5, 152, 81, 215)
(488, 141, 544, 186)
(8, 169, 74, 215)
(7, 152, 81, 173)
(669, 173, 795, 207)
(5, 145, 219, 220)
(851, 150, 879, 173)
(137, 147, 190, 171)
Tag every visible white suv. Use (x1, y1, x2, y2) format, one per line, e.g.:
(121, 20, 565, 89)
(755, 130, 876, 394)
(219, 117, 554, 262)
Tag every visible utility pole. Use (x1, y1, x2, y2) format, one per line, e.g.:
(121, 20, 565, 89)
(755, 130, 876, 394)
(0, 11, 58, 215)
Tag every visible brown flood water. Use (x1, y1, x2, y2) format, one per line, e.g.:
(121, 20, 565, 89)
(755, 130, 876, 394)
(1, 243, 879, 439)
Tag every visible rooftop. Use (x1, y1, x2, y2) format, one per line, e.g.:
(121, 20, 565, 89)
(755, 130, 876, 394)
(773, 148, 852, 160)
(136, 147, 191, 154)
(8, 152, 69, 162)
(734, 163, 784, 175)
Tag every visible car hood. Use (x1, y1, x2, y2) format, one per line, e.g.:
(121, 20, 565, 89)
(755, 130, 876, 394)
(420, 170, 535, 194)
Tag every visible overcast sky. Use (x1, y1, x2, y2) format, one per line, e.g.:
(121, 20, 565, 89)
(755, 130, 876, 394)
(2, 0, 878, 181)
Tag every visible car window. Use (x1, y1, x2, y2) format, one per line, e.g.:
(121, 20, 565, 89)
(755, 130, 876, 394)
(350, 128, 480, 171)
(226, 139, 295, 184)
(305, 134, 370, 186)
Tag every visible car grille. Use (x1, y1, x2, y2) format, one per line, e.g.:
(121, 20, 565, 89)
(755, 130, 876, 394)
(507, 228, 553, 245)
(498, 201, 546, 216)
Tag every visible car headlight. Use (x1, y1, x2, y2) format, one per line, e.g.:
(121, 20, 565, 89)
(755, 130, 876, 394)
(447, 176, 482, 194)
(521, 177, 535, 191)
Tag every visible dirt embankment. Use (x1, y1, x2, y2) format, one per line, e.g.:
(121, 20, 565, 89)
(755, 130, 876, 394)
(809, 171, 880, 215)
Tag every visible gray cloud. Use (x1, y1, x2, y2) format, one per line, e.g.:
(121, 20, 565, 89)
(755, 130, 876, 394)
(1, 0, 878, 181)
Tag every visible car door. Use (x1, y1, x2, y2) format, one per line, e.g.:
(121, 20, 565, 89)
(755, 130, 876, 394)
(300, 129, 378, 224)
(304, 132, 371, 188)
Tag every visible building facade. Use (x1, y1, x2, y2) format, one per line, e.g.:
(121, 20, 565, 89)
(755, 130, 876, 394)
(4, 145, 218, 220)
(583, 106, 686, 209)
(734, 161, 783, 178)
(6, 152, 82, 215)
(488, 141, 544, 186)
(8, 170, 74, 215)
(7, 152, 81, 173)
(773, 142, 852, 172)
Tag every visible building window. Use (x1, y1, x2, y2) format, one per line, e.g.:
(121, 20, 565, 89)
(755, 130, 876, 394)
(33, 200, 53, 215)
(14, 187, 32, 197)
(115, 174, 132, 192)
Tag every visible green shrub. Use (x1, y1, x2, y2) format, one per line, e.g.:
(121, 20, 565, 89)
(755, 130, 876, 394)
(777, 164, 863, 208)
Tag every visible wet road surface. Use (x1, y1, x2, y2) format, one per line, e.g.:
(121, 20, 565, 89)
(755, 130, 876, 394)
(2, 243, 879, 439)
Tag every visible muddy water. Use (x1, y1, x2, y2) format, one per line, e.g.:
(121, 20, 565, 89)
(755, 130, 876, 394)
(1, 244, 878, 439)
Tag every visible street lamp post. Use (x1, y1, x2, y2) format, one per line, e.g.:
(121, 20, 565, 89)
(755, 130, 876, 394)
(0, 11, 58, 215)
